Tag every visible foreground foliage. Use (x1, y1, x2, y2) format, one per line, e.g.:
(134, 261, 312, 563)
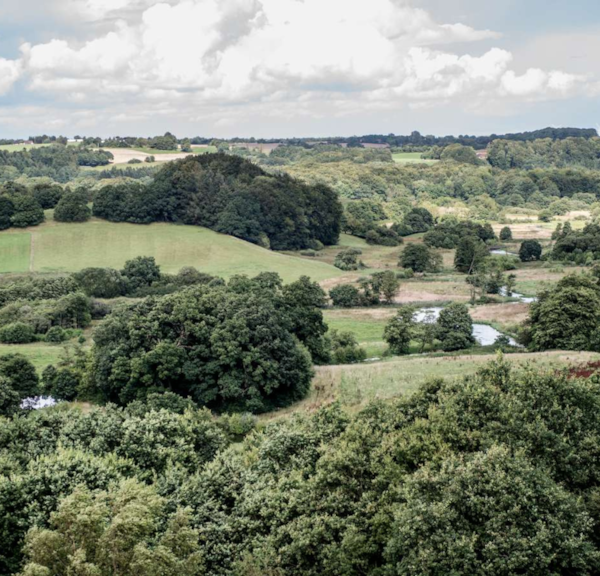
(4, 358, 600, 574)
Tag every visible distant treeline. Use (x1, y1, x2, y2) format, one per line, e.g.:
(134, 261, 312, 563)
(0, 145, 112, 182)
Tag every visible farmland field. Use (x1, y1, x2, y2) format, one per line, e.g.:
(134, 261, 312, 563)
(392, 152, 439, 164)
(0, 218, 340, 282)
(0, 233, 31, 273)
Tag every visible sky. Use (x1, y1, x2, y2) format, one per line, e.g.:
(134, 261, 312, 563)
(0, 0, 599, 139)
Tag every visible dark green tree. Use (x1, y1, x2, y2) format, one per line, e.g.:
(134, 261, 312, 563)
(384, 306, 416, 355)
(454, 236, 488, 274)
(519, 239, 543, 262)
(436, 303, 475, 351)
(499, 226, 513, 241)
(53, 189, 91, 222)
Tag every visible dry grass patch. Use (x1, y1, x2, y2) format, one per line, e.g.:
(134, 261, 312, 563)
(470, 303, 530, 328)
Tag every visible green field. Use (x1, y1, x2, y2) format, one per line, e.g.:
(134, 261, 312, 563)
(0, 143, 50, 153)
(392, 152, 439, 165)
(0, 342, 66, 372)
(325, 309, 390, 357)
(0, 219, 341, 282)
(0, 233, 31, 273)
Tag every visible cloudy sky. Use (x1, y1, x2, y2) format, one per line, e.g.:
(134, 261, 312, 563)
(0, 0, 599, 138)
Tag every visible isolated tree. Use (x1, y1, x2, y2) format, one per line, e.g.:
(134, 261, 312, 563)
(401, 243, 441, 273)
(454, 236, 488, 274)
(519, 239, 542, 262)
(384, 306, 416, 355)
(436, 303, 475, 351)
(499, 226, 513, 241)
(440, 143, 480, 165)
(53, 189, 91, 222)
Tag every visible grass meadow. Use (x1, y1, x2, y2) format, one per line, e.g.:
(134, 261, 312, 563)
(263, 350, 600, 420)
(0, 217, 340, 282)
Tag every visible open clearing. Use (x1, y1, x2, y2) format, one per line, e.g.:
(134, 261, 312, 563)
(264, 350, 600, 419)
(0, 218, 340, 282)
(392, 152, 439, 165)
(0, 342, 66, 372)
(0, 143, 50, 153)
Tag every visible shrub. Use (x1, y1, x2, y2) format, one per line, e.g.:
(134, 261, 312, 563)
(519, 240, 542, 262)
(329, 284, 361, 308)
(499, 226, 513, 241)
(53, 189, 91, 222)
(0, 322, 35, 344)
(334, 248, 363, 271)
(329, 330, 367, 364)
(401, 243, 442, 273)
(45, 326, 68, 343)
(384, 307, 416, 355)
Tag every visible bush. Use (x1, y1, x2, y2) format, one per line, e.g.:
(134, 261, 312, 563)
(45, 326, 68, 343)
(499, 226, 513, 241)
(10, 195, 44, 227)
(53, 189, 91, 222)
(329, 284, 361, 308)
(519, 240, 542, 262)
(334, 248, 363, 271)
(400, 243, 442, 273)
(0, 322, 35, 344)
(329, 330, 367, 364)
(384, 306, 416, 355)
(128, 158, 143, 164)
(42, 366, 79, 401)
(73, 267, 127, 298)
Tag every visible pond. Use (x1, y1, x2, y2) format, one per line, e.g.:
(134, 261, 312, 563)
(415, 307, 518, 347)
(21, 396, 57, 410)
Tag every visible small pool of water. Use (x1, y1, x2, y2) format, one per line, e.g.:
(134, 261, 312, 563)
(21, 397, 57, 410)
(490, 249, 517, 256)
(415, 307, 518, 347)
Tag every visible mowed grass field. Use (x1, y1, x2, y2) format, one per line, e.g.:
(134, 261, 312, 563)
(392, 152, 439, 165)
(0, 218, 340, 282)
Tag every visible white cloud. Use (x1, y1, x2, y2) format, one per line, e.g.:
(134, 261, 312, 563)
(0, 58, 22, 95)
(0, 0, 592, 131)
